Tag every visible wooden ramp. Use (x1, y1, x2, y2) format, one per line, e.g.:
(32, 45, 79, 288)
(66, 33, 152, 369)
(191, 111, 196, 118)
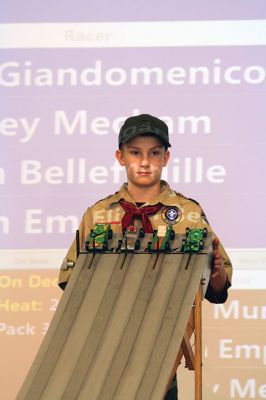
(17, 235, 212, 400)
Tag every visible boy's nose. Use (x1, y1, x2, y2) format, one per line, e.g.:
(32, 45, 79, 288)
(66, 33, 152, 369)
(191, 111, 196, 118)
(140, 157, 149, 167)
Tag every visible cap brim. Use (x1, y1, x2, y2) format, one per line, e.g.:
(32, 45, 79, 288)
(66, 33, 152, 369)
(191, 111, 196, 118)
(120, 131, 171, 148)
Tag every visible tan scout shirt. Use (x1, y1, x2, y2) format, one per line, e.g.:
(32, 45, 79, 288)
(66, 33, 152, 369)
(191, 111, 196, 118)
(58, 181, 232, 298)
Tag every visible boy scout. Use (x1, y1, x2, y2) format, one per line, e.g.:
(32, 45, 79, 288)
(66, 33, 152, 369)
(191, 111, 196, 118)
(58, 114, 232, 400)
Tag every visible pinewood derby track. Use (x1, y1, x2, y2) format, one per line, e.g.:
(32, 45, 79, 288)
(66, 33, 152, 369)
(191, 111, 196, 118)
(17, 233, 212, 400)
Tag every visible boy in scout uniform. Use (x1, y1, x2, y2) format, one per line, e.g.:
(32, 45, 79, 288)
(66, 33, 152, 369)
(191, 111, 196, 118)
(58, 114, 232, 400)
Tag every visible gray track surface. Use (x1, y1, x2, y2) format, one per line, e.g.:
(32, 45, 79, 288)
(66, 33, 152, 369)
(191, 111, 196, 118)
(17, 235, 212, 400)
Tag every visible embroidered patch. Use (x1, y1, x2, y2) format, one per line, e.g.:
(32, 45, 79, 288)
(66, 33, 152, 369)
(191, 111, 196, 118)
(161, 207, 182, 225)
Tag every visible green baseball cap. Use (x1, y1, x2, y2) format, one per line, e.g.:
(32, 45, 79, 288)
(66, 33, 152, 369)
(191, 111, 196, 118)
(118, 114, 171, 149)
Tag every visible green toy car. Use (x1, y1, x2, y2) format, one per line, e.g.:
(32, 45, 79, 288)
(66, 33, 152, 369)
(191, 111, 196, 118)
(181, 228, 207, 253)
(86, 223, 113, 251)
(147, 225, 175, 251)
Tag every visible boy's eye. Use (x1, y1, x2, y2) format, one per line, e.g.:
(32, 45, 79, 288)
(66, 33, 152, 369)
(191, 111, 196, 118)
(130, 151, 139, 156)
(151, 151, 160, 156)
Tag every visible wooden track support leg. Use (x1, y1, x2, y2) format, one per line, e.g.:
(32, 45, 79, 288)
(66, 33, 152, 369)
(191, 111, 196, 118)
(180, 333, 195, 370)
(166, 284, 203, 400)
(194, 285, 203, 400)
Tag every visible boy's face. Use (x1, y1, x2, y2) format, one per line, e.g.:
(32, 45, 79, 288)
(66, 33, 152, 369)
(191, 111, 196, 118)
(116, 135, 170, 188)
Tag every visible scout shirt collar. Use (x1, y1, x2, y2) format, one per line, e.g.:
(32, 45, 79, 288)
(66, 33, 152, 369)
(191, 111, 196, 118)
(106, 180, 189, 209)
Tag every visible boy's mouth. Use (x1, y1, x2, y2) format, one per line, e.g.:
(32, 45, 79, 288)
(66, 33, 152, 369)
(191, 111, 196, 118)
(137, 171, 152, 175)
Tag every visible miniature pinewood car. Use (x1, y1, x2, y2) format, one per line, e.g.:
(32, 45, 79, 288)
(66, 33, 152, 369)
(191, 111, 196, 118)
(85, 223, 113, 251)
(117, 226, 145, 251)
(181, 228, 207, 253)
(147, 225, 175, 251)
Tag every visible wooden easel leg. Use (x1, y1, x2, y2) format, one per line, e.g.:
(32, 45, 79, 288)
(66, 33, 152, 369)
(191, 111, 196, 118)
(194, 287, 202, 400)
(168, 287, 203, 400)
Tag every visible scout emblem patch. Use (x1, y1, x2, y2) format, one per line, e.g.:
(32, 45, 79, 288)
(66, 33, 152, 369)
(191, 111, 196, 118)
(161, 206, 182, 225)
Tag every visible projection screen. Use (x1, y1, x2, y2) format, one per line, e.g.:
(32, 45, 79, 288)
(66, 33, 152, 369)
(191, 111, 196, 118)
(1, 3, 266, 399)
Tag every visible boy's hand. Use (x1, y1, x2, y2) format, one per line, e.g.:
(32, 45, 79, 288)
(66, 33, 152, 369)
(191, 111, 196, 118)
(209, 237, 228, 293)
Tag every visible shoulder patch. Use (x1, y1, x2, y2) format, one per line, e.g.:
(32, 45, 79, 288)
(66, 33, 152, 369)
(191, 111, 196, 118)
(200, 209, 210, 225)
(173, 192, 199, 206)
(188, 197, 200, 206)
(93, 191, 119, 206)
(174, 191, 189, 200)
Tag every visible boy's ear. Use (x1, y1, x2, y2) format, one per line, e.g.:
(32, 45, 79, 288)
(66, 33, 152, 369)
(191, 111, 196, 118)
(115, 149, 125, 166)
(163, 149, 170, 166)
